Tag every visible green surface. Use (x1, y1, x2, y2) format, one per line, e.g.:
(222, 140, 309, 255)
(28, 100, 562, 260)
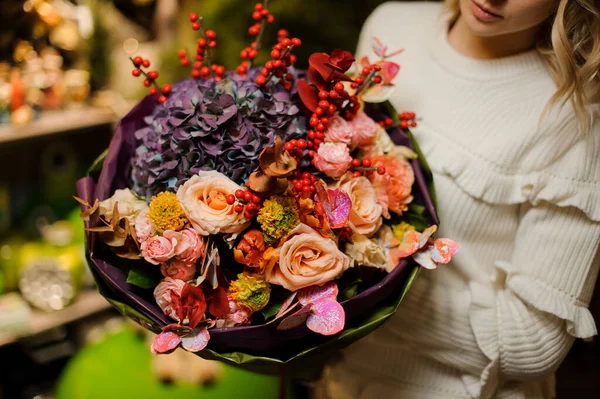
(55, 327, 284, 399)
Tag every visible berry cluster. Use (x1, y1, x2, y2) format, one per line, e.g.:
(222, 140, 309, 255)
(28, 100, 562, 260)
(232, 190, 263, 219)
(350, 157, 386, 177)
(283, 138, 308, 165)
(248, 3, 274, 36)
(255, 37, 301, 91)
(378, 117, 394, 128)
(290, 171, 318, 196)
(399, 112, 417, 129)
(130, 56, 170, 104)
(303, 83, 344, 157)
(350, 64, 383, 90)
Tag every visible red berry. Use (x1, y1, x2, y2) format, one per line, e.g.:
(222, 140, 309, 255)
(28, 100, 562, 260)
(316, 123, 325, 132)
(215, 66, 225, 76)
(309, 117, 319, 127)
(297, 139, 307, 149)
(308, 131, 316, 140)
(261, 68, 269, 77)
(384, 117, 393, 126)
(244, 210, 254, 219)
(198, 38, 207, 47)
(373, 76, 383, 84)
(246, 202, 257, 211)
(291, 38, 301, 46)
(329, 90, 339, 99)
(362, 158, 371, 167)
(256, 75, 267, 85)
(235, 189, 245, 199)
(280, 38, 291, 47)
(318, 100, 329, 109)
(408, 112, 416, 119)
(377, 166, 386, 175)
(248, 49, 258, 59)
(158, 95, 167, 104)
(189, 12, 199, 22)
(334, 82, 345, 92)
(267, 14, 274, 23)
(200, 66, 211, 76)
(215, 76, 222, 82)
(240, 50, 249, 59)
(350, 83, 358, 89)
(320, 117, 330, 126)
(265, 61, 274, 70)
(226, 194, 236, 205)
(261, 9, 269, 16)
(252, 11, 262, 20)
(314, 138, 323, 145)
(273, 60, 282, 68)
(208, 40, 217, 48)
(302, 172, 312, 180)
(243, 192, 253, 202)
(290, 139, 298, 148)
(132, 69, 141, 77)
(255, 3, 264, 11)
(362, 66, 371, 76)
(147, 71, 159, 80)
(133, 56, 143, 66)
(205, 30, 216, 39)
(149, 87, 158, 95)
(308, 150, 316, 157)
(178, 49, 186, 58)
(278, 29, 289, 37)
(249, 26, 260, 36)
(252, 195, 261, 204)
(293, 181, 303, 191)
(372, 64, 382, 71)
(181, 57, 190, 66)
(271, 50, 281, 59)
(235, 204, 244, 213)
(302, 179, 311, 187)
(192, 22, 201, 30)
(355, 76, 364, 85)
(351, 158, 361, 167)
(161, 84, 172, 94)
(353, 171, 362, 178)
(319, 91, 328, 100)
(400, 121, 409, 129)
(327, 104, 337, 115)
(191, 69, 201, 78)
(315, 107, 324, 116)
(302, 186, 312, 193)
(411, 122, 417, 128)
(142, 59, 150, 68)
(143, 79, 151, 87)
(315, 131, 326, 140)
(193, 61, 202, 69)
(284, 142, 294, 152)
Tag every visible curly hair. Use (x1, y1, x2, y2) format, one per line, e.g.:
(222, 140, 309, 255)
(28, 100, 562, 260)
(445, 0, 600, 134)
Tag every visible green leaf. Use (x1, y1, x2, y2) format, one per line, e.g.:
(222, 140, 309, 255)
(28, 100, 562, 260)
(261, 295, 286, 321)
(408, 203, 425, 215)
(87, 148, 108, 179)
(126, 266, 161, 289)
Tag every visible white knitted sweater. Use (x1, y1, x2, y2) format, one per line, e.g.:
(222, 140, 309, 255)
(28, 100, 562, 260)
(319, 2, 600, 398)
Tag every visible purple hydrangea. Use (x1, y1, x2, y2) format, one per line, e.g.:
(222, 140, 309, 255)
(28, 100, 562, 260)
(131, 68, 308, 199)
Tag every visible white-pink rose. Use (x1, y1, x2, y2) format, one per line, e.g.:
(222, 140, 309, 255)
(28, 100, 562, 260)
(338, 175, 383, 237)
(350, 112, 378, 148)
(154, 277, 185, 320)
(264, 223, 350, 291)
(134, 208, 155, 243)
(141, 235, 176, 265)
(160, 260, 197, 281)
(324, 115, 353, 145)
(176, 228, 204, 263)
(313, 142, 352, 179)
(177, 171, 250, 236)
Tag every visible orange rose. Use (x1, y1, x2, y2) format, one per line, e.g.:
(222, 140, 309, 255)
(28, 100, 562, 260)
(370, 155, 414, 217)
(234, 230, 266, 268)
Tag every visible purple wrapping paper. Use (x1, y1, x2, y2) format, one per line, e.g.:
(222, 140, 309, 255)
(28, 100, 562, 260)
(76, 96, 439, 355)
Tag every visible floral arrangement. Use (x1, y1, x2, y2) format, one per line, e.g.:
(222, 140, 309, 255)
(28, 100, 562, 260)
(76, 1, 458, 364)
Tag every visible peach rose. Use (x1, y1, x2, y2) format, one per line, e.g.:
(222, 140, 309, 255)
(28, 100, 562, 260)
(324, 115, 353, 145)
(160, 260, 197, 281)
(264, 223, 350, 291)
(313, 142, 352, 179)
(338, 175, 383, 237)
(174, 228, 204, 263)
(141, 235, 176, 265)
(370, 155, 414, 216)
(177, 171, 250, 236)
(154, 277, 185, 320)
(350, 112, 378, 148)
(134, 208, 155, 243)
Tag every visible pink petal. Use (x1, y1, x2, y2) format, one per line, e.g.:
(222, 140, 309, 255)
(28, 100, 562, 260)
(413, 248, 438, 270)
(151, 331, 181, 354)
(306, 299, 345, 336)
(430, 238, 460, 264)
(398, 230, 421, 258)
(181, 327, 210, 352)
(277, 304, 313, 331)
(275, 292, 297, 319)
(327, 189, 352, 229)
(297, 281, 339, 306)
(381, 61, 400, 84)
(418, 225, 438, 248)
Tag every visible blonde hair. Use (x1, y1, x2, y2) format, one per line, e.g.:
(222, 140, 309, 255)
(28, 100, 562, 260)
(445, 0, 600, 133)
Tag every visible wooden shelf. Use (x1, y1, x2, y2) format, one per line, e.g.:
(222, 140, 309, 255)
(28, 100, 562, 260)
(0, 107, 117, 145)
(0, 289, 113, 347)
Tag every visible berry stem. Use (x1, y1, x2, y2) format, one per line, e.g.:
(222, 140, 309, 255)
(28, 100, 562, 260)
(355, 69, 377, 96)
(129, 57, 161, 92)
(249, 0, 269, 69)
(198, 17, 213, 75)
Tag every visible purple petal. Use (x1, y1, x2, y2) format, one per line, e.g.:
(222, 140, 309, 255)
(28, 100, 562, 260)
(277, 304, 313, 331)
(181, 327, 210, 352)
(297, 281, 339, 306)
(306, 299, 345, 336)
(151, 331, 181, 354)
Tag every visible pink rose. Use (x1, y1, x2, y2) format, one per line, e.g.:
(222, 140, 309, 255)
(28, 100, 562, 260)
(338, 175, 383, 237)
(160, 260, 197, 281)
(141, 235, 176, 265)
(350, 112, 378, 148)
(134, 208, 155, 243)
(154, 277, 185, 320)
(313, 142, 352, 179)
(172, 228, 204, 263)
(264, 223, 350, 291)
(324, 115, 353, 145)
(370, 155, 414, 216)
(226, 295, 251, 326)
(177, 171, 250, 236)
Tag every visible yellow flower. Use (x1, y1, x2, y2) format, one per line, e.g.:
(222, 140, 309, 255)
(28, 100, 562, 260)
(228, 273, 271, 313)
(392, 222, 415, 242)
(257, 196, 300, 245)
(148, 192, 188, 232)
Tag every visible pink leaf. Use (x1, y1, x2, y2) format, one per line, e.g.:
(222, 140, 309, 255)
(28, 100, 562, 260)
(306, 299, 345, 336)
(181, 327, 210, 352)
(327, 189, 352, 229)
(151, 331, 181, 355)
(275, 292, 297, 319)
(398, 230, 421, 258)
(381, 61, 400, 84)
(430, 238, 460, 264)
(418, 225, 438, 249)
(412, 248, 438, 270)
(297, 281, 339, 306)
(277, 304, 313, 331)
(371, 37, 387, 59)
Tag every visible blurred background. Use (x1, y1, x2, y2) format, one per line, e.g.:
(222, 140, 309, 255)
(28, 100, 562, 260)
(0, 0, 596, 398)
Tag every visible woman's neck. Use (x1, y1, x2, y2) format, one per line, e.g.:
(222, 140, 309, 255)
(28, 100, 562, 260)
(448, 16, 541, 59)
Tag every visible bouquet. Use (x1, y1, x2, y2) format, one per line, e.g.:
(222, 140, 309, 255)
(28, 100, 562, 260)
(76, 2, 458, 377)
